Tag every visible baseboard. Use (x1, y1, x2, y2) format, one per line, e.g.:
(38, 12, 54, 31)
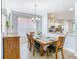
(64, 47, 77, 56)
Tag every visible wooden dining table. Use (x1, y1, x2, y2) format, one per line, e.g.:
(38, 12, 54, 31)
(33, 35, 58, 56)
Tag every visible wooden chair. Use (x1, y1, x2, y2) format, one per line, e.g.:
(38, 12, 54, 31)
(29, 35, 41, 56)
(27, 33, 32, 51)
(26, 32, 35, 50)
(27, 33, 41, 56)
(47, 36, 65, 59)
(33, 41, 41, 56)
(29, 32, 35, 36)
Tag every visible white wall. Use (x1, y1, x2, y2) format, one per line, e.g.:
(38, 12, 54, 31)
(41, 11, 48, 35)
(64, 34, 77, 55)
(2, 14, 6, 35)
(64, 21, 69, 33)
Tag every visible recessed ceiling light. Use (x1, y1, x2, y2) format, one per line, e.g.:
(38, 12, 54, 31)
(69, 8, 73, 11)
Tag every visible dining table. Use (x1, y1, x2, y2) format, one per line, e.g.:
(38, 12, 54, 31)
(33, 34, 59, 56)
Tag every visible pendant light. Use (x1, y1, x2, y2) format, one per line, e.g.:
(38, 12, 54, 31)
(32, 1, 40, 23)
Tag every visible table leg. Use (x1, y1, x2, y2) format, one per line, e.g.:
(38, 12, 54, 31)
(61, 48, 64, 59)
(56, 47, 58, 59)
(40, 45, 44, 56)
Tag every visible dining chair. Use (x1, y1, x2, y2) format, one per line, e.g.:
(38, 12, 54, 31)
(47, 36, 65, 59)
(27, 32, 35, 50)
(29, 32, 35, 35)
(33, 41, 41, 56)
(27, 33, 41, 56)
(27, 33, 32, 51)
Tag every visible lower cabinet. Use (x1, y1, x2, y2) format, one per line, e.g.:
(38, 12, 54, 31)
(3, 36, 20, 59)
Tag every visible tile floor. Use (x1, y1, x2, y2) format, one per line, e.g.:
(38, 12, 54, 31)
(20, 38, 77, 59)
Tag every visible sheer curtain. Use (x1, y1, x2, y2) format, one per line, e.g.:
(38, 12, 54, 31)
(18, 17, 35, 37)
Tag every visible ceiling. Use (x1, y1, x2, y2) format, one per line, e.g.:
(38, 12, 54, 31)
(2, 0, 75, 19)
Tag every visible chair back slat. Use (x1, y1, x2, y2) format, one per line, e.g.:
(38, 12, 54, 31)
(27, 34, 31, 44)
(57, 36, 65, 48)
(27, 32, 34, 36)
